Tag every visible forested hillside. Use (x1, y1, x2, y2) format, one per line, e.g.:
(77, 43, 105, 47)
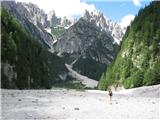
(1, 8, 51, 89)
(98, 2, 160, 90)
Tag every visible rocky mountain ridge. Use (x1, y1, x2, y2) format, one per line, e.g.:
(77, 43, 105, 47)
(82, 10, 125, 44)
(54, 18, 116, 80)
(1, 1, 54, 48)
(1, 0, 125, 88)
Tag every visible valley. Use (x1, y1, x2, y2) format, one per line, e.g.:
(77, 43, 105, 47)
(1, 1, 123, 89)
(1, 1, 160, 119)
(1, 85, 159, 119)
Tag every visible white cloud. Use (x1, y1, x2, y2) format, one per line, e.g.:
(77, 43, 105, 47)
(16, 0, 96, 18)
(120, 14, 135, 28)
(133, 0, 141, 7)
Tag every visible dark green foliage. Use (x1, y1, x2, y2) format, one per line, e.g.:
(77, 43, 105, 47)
(98, 2, 160, 90)
(48, 52, 69, 84)
(1, 8, 51, 89)
(73, 57, 107, 80)
(143, 63, 160, 85)
(123, 70, 144, 89)
(1, 32, 17, 64)
(53, 81, 86, 90)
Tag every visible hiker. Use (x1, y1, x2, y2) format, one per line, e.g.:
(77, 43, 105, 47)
(108, 88, 113, 104)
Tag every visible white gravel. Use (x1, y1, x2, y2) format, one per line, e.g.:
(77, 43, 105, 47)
(65, 64, 98, 88)
(1, 85, 160, 119)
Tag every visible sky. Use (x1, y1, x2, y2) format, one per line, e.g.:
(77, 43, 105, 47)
(85, 0, 151, 27)
(15, 0, 151, 27)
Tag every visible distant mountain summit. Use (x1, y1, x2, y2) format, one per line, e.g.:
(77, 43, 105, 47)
(1, 1, 74, 47)
(1, 1, 54, 48)
(82, 10, 125, 44)
(21, 2, 49, 28)
(1, 1, 126, 88)
(19, 2, 74, 29)
(54, 18, 115, 80)
(2, 1, 125, 45)
(47, 10, 74, 28)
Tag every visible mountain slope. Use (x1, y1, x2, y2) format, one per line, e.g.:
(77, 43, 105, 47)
(1, 8, 74, 89)
(47, 10, 73, 28)
(1, 1, 54, 48)
(65, 64, 98, 88)
(98, 2, 160, 90)
(1, 8, 50, 89)
(82, 10, 125, 44)
(54, 18, 115, 80)
(1, 1, 125, 88)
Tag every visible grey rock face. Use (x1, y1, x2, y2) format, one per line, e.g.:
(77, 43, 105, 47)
(1, 62, 17, 89)
(54, 18, 115, 80)
(83, 10, 125, 44)
(48, 11, 72, 28)
(55, 19, 114, 56)
(1, 1, 73, 48)
(1, 1, 54, 48)
(47, 10, 61, 27)
(1, 1, 123, 82)
(1, 1, 76, 85)
(22, 2, 49, 28)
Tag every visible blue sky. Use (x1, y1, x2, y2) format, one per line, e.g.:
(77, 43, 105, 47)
(85, 1, 151, 22)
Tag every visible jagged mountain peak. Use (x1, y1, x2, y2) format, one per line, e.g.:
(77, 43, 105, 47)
(1, 1, 54, 48)
(47, 10, 56, 22)
(20, 2, 48, 28)
(21, 2, 42, 11)
(83, 10, 104, 19)
(82, 10, 125, 44)
(47, 10, 74, 28)
(2, 1, 124, 44)
(53, 17, 115, 80)
(83, 10, 106, 27)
